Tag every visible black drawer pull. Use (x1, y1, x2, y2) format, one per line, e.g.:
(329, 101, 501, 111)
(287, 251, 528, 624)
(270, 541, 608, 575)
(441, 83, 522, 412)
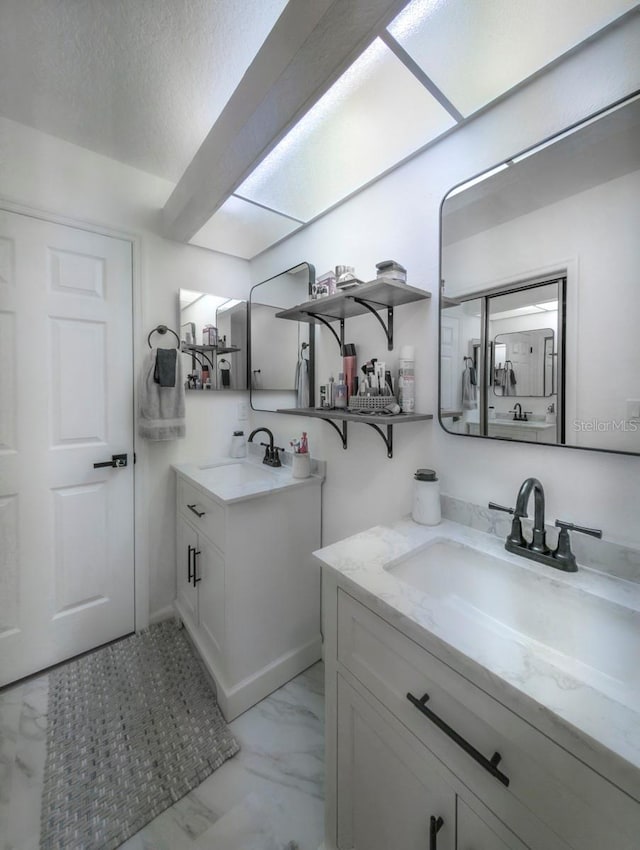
(407, 692, 510, 788)
(429, 815, 443, 850)
(193, 549, 202, 585)
(187, 503, 205, 518)
(187, 544, 194, 583)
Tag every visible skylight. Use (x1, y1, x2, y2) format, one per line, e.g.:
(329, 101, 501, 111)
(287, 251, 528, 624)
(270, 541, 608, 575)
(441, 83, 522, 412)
(388, 0, 637, 117)
(235, 38, 456, 223)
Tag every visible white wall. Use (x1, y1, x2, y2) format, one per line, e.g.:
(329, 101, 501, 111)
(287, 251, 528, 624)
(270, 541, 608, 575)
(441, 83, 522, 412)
(0, 115, 252, 618)
(249, 17, 640, 551)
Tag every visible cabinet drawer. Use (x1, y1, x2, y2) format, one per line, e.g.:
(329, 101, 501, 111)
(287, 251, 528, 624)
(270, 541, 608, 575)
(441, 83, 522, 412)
(177, 477, 225, 550)
(337, 590, 639, 850)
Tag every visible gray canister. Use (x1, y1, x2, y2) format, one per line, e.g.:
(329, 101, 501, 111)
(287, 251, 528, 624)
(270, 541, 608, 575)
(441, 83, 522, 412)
(412, 469, 441, 526)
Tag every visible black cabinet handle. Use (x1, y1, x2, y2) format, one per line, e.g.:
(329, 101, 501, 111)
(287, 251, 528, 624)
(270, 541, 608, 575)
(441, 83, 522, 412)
(429, 815, 443, 850)
(407, 692, 510, 787)
(187, 503, 205, 518)
(193, 549, 202, 585)
(187, 544, 194, 583)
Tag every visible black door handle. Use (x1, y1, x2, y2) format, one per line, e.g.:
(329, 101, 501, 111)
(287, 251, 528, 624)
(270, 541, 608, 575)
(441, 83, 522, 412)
(429, 815, 444, 850)
(94, 453, 128, 469)
(187, 504, 205, 518)
(193, 549, 202, 585)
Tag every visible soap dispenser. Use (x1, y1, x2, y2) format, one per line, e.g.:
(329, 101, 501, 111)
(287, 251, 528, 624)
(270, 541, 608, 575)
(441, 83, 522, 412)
(412, 468, 441, 526)
(230, 430, 246, 458)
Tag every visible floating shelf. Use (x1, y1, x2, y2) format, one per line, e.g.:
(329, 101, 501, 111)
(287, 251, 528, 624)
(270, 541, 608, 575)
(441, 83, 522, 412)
(276, 407, 433, 459)
(275, 279, 431, 351)
(181, 343, 241, 356)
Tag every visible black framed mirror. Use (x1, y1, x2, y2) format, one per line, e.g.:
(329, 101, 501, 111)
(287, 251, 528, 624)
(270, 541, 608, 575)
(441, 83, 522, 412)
(249, 262, 316, 412)
(439, 92, 640, 454)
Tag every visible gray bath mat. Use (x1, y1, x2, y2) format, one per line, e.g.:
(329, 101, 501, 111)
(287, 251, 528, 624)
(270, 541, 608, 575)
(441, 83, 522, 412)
(40, 620, 239, 850)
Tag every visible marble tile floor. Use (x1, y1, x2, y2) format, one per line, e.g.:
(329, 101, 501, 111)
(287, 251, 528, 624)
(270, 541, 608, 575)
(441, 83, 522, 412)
(0, 661, 325, 850)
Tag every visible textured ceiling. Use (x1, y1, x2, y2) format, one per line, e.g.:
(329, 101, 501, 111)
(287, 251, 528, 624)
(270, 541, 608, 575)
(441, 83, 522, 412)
(0, 0, 288, 181)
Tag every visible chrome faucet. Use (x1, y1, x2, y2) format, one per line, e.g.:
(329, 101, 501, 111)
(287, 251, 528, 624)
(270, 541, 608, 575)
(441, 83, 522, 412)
(489, 478, 602, 572)
(247, 427, 284, 467)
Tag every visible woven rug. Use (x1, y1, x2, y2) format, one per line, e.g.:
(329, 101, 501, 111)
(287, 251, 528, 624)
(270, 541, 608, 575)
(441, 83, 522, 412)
(40, 620, 239, 850)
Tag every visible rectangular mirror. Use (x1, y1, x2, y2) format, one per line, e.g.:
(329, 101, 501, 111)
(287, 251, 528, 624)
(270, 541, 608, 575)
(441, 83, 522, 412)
(179, 290, 248, 390)
(439, 92, 640, 454)
(249, 262, 315, 412)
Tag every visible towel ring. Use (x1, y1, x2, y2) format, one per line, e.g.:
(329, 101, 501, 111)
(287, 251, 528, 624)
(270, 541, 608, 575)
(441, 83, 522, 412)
(147, 324, 180, 349)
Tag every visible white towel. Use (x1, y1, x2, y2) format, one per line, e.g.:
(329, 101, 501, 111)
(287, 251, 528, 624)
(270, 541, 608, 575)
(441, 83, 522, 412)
(294, 356, 309, 408)
(138, 349, 185, 440)
(461, 366, 477, 410)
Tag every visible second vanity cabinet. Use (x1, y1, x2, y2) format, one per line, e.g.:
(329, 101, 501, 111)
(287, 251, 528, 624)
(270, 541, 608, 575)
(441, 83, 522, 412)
(323, 584, 639, 850)
(337, 675, 527, 849)
(175, 469, 322, 720)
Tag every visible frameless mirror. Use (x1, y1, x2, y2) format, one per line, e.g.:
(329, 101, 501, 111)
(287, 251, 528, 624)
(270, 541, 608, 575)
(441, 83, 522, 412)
(179, 290, 248, 390)
(249, 263, 315, 411)
(439, 93, 640, 454)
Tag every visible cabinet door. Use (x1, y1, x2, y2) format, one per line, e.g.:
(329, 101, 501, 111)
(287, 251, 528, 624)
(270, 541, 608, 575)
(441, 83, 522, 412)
(457, 798, 530, 850)
(196, 536, 225, 662)
(176, 516, 198, 624)
(337, 675, 455, 850)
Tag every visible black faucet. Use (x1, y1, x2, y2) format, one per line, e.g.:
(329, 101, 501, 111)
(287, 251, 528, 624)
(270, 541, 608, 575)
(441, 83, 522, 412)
(510, 403, 530, 422)
(489, 478, 602, 572)
(247, 427, 284, 467)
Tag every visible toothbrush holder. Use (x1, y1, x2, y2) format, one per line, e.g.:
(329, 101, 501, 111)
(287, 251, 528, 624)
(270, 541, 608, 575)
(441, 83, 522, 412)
(292, 452, 311, 479)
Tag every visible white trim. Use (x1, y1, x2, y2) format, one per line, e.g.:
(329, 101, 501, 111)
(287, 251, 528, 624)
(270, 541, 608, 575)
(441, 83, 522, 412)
(0, 195, 150, 631)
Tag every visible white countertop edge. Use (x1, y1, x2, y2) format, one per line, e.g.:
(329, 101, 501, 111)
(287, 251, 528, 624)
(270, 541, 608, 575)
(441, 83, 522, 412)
(314, 518, 640, 803)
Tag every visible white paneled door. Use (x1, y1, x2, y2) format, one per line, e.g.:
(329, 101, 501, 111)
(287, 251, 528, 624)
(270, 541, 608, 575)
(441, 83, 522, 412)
(0, 210, 134, 686)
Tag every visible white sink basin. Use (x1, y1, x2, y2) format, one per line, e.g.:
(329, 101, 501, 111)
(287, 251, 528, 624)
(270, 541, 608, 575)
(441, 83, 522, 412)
(197, 461, 278, 486)
(386, 537, 640, 708)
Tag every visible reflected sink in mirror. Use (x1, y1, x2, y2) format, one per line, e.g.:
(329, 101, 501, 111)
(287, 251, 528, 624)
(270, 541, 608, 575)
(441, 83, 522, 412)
(385, 537, 640, 709)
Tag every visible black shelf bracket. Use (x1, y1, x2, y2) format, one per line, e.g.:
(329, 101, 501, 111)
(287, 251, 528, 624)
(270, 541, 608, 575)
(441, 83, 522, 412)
(363, 422, 394, 458)
(321, 417, 348, 449)
(348, 297, 394, 350)
(303, 312, 344, 349)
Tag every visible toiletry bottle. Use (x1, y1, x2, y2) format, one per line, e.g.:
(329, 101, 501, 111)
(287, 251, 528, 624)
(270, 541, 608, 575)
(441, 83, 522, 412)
(334, 372, 348, 409)
(230, 430, 246, 458)
(342, 343, 357, 400)
(412, 469, 441, 525)
(398, 345, 415, 413)
(327, 375, 335, 408)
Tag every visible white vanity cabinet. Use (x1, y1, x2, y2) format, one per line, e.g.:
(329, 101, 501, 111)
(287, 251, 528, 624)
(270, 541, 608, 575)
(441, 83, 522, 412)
(323, 582, 639, 850)
(175, 470, 322, 720)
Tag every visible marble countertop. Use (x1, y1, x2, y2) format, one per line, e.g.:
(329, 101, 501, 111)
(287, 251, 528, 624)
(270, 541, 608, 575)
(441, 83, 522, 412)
(173, 452, 324, 505)
(314, 518, 640, 803)
(491, 418, 556, 429)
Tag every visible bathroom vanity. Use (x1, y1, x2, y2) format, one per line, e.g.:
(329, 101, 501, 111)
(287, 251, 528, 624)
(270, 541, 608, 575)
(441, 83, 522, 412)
(316, 519, 640, 850)
(173, 453, 323, 719)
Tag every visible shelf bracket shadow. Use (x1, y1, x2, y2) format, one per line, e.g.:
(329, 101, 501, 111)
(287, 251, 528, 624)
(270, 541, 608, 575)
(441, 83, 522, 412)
(321, 417, 348, 449)
(304, 312, 344, 348)
(348, 298, 393, 350)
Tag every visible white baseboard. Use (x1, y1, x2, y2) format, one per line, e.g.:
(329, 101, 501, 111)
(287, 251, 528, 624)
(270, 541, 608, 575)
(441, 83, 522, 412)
(175, 600, 321, 721)
(148, 605, 174, 626)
